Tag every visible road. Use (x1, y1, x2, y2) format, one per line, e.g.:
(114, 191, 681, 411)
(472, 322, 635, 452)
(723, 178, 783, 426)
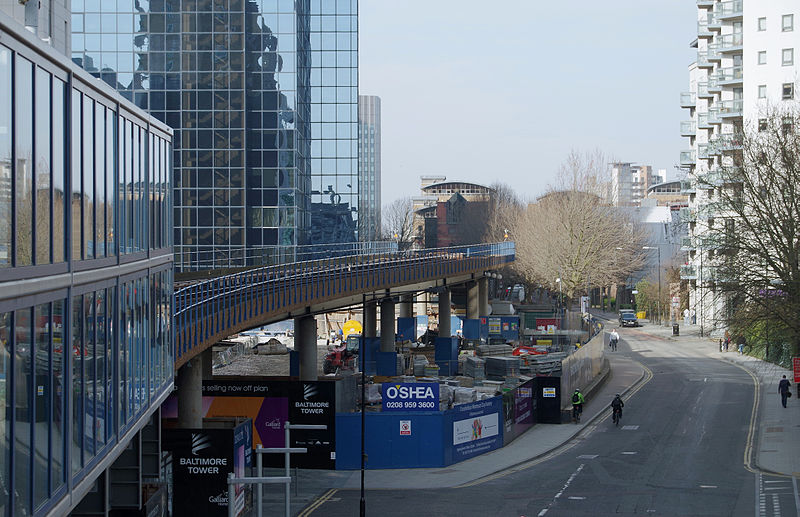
(300, 325, 800, 516)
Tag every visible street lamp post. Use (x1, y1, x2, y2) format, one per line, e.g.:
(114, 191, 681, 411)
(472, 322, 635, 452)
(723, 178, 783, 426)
(643, 246, 661, 325)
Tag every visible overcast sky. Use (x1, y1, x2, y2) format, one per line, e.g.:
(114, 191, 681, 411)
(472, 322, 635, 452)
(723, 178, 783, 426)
(359, 1, 698, 205)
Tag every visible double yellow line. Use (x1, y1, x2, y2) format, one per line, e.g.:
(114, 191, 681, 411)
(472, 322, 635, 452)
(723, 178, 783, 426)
(298, 488, 338, 517)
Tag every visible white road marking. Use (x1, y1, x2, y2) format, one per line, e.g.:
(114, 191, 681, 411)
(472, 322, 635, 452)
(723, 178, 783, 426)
(621, 425, 639, 430)
(537, 464, 585, 516)
(792, 476, 800, 517)
(577, 455, 598, 459)
(567, 496, 586, 500)
(622, 451, 637, 455)
(756, 473, 762, 517)
(700, 485, 718, 488)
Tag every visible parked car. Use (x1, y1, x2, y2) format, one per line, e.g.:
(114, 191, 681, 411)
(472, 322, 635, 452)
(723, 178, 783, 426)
(619, 312, 640, 327)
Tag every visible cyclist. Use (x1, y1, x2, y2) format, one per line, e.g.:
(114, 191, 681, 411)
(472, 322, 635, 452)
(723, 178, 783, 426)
(571, 389, 585, 423)
(610, 393, 624, 424)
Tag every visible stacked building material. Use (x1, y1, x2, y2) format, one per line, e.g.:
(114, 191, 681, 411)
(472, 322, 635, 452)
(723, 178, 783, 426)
(463, 356, 486, 379)
(526, 354, 564, 375)
(485, 356, 521, 380)
(476, 344, 514, 357)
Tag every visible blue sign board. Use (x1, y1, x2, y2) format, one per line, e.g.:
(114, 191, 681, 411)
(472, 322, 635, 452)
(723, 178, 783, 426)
(381, 383, 439, 412)
(450, 397, 503, 462)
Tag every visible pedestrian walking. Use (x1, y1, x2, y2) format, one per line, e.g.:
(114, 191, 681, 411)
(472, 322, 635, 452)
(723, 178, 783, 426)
(609, 328, 619, 352)
(778, 375, 791, 408)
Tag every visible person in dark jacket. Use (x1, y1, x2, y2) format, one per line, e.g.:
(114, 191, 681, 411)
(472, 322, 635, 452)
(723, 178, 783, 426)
(778, 375, 791, 408)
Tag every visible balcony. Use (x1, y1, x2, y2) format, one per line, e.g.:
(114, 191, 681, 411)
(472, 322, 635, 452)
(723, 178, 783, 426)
(680, 236, 696, 250)
(680, 121, 697, 136)
(680, 207, 697, 223)
(680, 179, 696, 195)
(708, 107, 722, 124)
(681, 265, 698, 280)
(697, 50, 714, 68)
(697, 168, 724, 187)
(708, 76, 721, 93)
(697, 21, 712, 38)
(697, 82, 712, 99)
(707, 42, 721, 62)
(680, 91, 696, 108)
(719, 99, 743, 118)
(717, 66, 743, 85)
(698, 113, 711, 129)
(718, 0, 743, 20)
(719, 33, 743, 53)
(697, 0, 715, 6)
(707, 12, 722, 31)
(698, 143, 710, 159)
(715, 133, 744, 152)
(680, 150, 697, 166)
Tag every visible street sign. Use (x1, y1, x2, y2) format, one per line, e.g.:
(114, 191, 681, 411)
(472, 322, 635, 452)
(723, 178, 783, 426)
(793, 357, 800, 383)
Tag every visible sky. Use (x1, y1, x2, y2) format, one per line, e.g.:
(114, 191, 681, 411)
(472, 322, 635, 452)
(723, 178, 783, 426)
(358, 1, 698, 205)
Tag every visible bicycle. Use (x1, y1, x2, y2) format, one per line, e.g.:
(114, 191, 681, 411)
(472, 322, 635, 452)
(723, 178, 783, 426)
(612, 406, 622, 426)
(572, 404, 582, 424)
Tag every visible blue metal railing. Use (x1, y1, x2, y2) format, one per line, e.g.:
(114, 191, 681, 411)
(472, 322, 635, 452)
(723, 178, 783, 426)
(173, 242, 515, 368)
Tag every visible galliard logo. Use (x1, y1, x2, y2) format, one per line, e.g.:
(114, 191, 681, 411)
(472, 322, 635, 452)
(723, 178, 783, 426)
(191, 433, 211, 456)
(303, 384, 318, 400)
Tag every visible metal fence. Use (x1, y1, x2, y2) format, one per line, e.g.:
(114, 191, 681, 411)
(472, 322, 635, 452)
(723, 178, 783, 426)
(174, 242, 515, 369)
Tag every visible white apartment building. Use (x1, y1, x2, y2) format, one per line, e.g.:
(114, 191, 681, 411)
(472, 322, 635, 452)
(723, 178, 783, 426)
(680, 0, 800, 335)
(611, 162, 663, 207)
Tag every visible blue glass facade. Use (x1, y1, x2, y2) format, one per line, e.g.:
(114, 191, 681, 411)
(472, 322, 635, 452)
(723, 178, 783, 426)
(0, 16, 173, 515)
(72, 0, 359, 270)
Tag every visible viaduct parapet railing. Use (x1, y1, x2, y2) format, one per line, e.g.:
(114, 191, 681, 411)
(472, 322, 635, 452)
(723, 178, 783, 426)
(174, 242, 515, 369)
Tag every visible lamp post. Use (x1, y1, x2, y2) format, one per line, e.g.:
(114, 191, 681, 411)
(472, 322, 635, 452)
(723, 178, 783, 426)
(643, 246, 661, 325)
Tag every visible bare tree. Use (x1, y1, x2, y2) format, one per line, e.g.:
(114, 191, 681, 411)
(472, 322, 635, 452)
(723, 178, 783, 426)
(698, 108, 800, 361)
(381, 196, 416, 249)
(483, 181, 523, 243)
(509, 151, 647, 307)
(554, 148, 614, 202)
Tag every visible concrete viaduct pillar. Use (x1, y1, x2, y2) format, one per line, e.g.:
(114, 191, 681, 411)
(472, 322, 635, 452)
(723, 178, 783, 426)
(478, 276, 489, 317)
(466, 281, 479, 320)
(295, 314, 318, 381)
(363, 299, 377, 338)
(176, 355, 203, 428)
(398, 294, 414, 319)
(380, 297, 396, 352)
(438, 288, 451, 337)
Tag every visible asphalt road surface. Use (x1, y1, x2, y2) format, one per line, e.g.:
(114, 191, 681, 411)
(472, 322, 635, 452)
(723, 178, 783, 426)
(301, 326, 800, 517)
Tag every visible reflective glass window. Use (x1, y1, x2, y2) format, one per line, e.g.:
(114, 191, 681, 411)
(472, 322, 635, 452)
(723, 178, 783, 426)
(33, 303, 50, 508)
(106, 109, 115, 256)
(15, 56, 34, 266)
(71, 90, 82, 261)
(52, 80, 66, 263)
(52, 299, 65, 492)
(83, 97, 95, 259)
(0, 312, 9, 514)
(106, 287, 115, 441)
(95, 289, 107, 448)
(95, 104, 106, 258)
(131, 124, 138, 253)
(35, 69, 52, 265)
(71, 295, 83, 473)
(0, 48, 10, 268)
(14, 308, 32, 514)
(84, 293, 95, 459)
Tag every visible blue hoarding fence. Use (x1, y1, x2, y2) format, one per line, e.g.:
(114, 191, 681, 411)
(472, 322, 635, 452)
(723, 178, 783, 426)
(336, 397, 503, 469)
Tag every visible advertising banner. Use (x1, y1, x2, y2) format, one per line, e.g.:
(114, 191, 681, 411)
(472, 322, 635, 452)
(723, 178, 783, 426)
(488, 317, 502, 334)
(165, 427, 236, 517)
(502, 379, 535, 445)
(381, 382, 439, 412)
(450, 398, 502, 462)
(164, 379, 336, 469)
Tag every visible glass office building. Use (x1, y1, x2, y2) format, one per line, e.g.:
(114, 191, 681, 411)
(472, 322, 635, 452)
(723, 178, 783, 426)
(358, 94, 381, 241)
(71, 0, 358, 270)
(0, 12, 174, 515)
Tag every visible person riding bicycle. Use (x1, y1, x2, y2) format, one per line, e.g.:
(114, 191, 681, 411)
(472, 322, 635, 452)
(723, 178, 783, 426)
(610, 393, 624, 420)
(572, 389, 585, 420)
